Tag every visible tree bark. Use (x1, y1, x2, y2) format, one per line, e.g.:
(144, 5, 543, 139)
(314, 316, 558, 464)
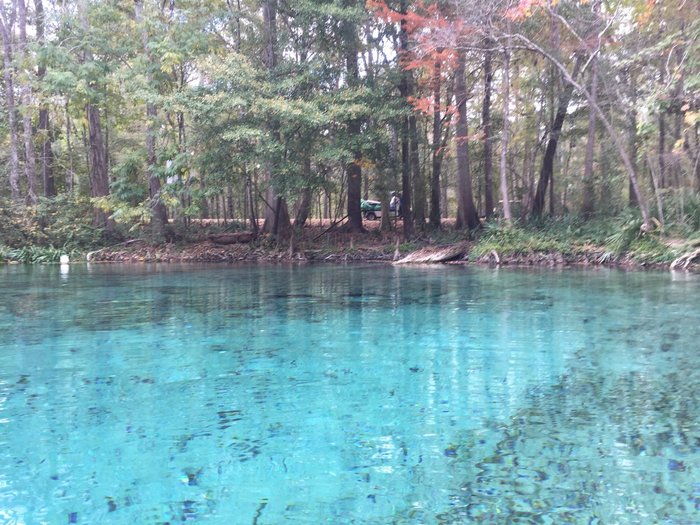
(514, 36, 652, 230)
(17, 0, 37, 203)
(499, 28, 512, 222)
(79, 0, 113, 231)
(690, 125, 700, 194)
(380, 127, 397, 232)
(482, 40, 494, 219)
(344, 13, 364, 233)
(658, 67, 667, 189)
(399, 0, 413, 238)
(261, 0, 291, 238)
(531, 55, 583, 218)
(0, 13, 21, 201)
(627, 68, 638, 207)
(295, 180, 312, 227)
(647, 153, 665, 225)
(65, 105, 75, 192)
(87, 104, 112, 230)
(409, 114, 424, 229)
(581, 56, 597, 217)
(670, 47, 684, 191)
(147, 104, 169, 233)
(35, 0, 55, 197)
(135, 0, 168, 237)
(429, 58, 442, 228)
(37, 110, 55, 196)
(454, 49, 480, 230)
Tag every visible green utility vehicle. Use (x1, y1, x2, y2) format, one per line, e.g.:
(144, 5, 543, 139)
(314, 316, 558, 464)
(360, 199, 382, 220)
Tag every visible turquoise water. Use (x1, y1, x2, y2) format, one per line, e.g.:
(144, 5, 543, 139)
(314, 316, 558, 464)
(0, 264, 698, 524)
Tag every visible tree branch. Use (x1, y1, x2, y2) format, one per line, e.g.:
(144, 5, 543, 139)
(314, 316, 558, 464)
(506, 33, 653, 230)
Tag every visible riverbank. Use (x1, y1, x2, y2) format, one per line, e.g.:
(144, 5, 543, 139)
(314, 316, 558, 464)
(81, 238, 679, 270)
(3, 217, 700, 271)
(83, 221, 699, 271)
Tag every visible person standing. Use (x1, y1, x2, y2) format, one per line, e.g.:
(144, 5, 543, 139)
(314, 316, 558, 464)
(390, 192, 401, 218)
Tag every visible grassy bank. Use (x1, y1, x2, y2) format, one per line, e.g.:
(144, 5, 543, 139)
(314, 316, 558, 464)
(1, 200, 699, 270)
(468, 216, 695, 268)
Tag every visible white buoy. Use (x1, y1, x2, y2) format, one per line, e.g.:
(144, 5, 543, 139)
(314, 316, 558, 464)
(60, 254, 70, 264)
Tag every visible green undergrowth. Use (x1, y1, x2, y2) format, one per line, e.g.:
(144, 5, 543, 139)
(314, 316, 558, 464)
(470, 215, 684, 265)
(0, 245, 82, 264)
(1, 199, 698, 267)
(0, 196, 104, 251)
(470, 222, 574, 259)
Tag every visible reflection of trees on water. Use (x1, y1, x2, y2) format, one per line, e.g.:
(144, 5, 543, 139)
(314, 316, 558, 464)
(2, 265, 698, 522)
(409, 272, 700, 525)
(421, 361, 699, 525)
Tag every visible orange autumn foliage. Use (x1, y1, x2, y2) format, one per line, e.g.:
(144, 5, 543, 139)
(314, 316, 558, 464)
(367, 0, 468, 115)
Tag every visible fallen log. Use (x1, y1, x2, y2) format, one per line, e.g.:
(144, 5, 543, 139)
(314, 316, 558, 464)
(394, 242, 469, 264)
(208, 232, 255, 245)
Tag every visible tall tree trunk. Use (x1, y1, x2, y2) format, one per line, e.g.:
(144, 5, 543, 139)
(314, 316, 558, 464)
(499, 29, 512, 222)
(429, 57, 442, 228)
(235, 0, 242, 51)
(399, 0, 413, 238)
(690, 125, 700, 194)
(294, 158, 312, 228)
(658, 67, 667, 189)
(344, 13, 364, 233)
(581, 0, 600, 219)
(147, 104, 169, 234)
(38, 110, 55, 196)
(86, 104, 112, 230)
(0, 14, 21, 201)
(409, 115, 424, 229)
(454, 49, 479, 230)
(682, 114, 700, 194)
(379, 127, 398, 232)
(261, 0, 291, 238)
(531, 55, 583, 218)
(581, 57, 597, 217)
(135, 0, 168, 237)
(482, 40, 494, 219)
(17, 0, 37, 204)
(670, 48, 684, 192)
(35, 0, 55, 197)
(79, 0, 112, 232)
(245, 168, 259, 234)
(647, 152, 665, 225)
(65, 105, 75, 192)
(227, 186, 235, 220)
(518, 36, 652, 229)
(627, 68, 638, 207)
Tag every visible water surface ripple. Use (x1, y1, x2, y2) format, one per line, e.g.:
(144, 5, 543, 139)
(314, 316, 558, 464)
(0, 264, 698, 523)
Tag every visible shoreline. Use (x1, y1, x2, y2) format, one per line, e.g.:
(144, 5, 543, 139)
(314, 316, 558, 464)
(4, 219, 700, 272)
(80, 239, 690, 272)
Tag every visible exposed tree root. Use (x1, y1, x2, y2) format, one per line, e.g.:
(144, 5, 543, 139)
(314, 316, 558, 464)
(394, 242, 469, 264)
(670, 248, 700, 270)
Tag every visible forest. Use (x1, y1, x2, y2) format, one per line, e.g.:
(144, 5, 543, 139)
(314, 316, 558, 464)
(0, 0, 699, 263)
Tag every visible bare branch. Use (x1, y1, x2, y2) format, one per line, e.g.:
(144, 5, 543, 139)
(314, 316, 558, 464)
(506, 32, 653, 230)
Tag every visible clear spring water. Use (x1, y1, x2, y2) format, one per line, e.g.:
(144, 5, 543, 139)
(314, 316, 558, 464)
(0, 263, 698, 524)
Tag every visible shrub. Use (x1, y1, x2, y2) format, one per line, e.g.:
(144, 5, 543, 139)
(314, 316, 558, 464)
(470, 221, 570, 259)
(0, 195, 103, 251)
(1, 245, 80, 264)
(604, 217, 645, 256)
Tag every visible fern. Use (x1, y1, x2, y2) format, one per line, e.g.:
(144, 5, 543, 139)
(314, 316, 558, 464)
(605, 218, 644, 256)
